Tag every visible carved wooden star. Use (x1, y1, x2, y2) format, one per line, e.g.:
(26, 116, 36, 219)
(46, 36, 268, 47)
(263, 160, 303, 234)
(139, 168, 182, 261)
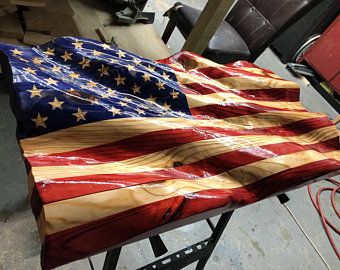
(27, 85, 42, 98)
(79, 57, 91, 69)
(142, 73, 151, 82)
(67, 88, 81, 97)
(147, 95, 156, 103)
(98, 64, 109, 77)
(45, 77, 58, 86)
(92, 50, 102, 56)
(132, 57, 141, 65)
(135, 108, 146, 115)
(170, 90, 179, 99)
(117, 50, 126, 58)
(31, 113, 48, 128)
(11, 48, 23, 56)
(48, 97, 64, 110)
(52, 65, 61, 73)
(101, 43, 111, 50)
(163, 102, 171, 110)
(23, 67, 36, 75)
(156, 81, 165, 90)
(162, 72, 170, 80)
(132, 84, 141, 94)
(87, 80, 98, 88)
(69, 72, 80, 79)
(126, 64, 136, 71)
(32, 57, 43, 65)
(107, 88, 117, 97)
(73, 108, 87, 121)
(109, 106, 121, 116)
(114, 74, 126, 86)
(119, 101, 128, 107)
(72, 40, 83, 49)
(44, 47, 55, 56)
(61, 51, 73, 62)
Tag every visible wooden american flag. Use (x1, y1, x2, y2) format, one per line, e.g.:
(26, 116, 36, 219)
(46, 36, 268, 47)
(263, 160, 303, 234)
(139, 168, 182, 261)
(0, 37, 339, 269)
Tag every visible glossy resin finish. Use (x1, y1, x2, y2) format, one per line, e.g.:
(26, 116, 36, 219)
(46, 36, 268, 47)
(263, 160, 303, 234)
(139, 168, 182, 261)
(0, 37, 339, 269)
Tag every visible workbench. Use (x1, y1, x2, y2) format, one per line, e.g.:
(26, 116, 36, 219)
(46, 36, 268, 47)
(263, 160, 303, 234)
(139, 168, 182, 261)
(70, 0, 170, 60)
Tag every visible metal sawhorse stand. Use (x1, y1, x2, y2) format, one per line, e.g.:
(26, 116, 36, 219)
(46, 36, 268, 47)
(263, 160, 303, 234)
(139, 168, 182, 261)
(101, 211, 234, 270)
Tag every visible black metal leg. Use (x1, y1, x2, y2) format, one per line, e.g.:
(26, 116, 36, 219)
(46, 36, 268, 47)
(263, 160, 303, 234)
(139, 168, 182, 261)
(195, 256, 210, 270)
(102, 247, 122, 270)
(162, 18, 176, 44)
(137, 211, 234, 270)
(196, 211, 234, 269)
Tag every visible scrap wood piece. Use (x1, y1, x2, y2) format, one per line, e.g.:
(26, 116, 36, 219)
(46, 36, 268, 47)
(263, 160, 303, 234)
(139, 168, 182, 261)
(0, 12, 24, 39)
(45, 0, 74, 16)
(23, 8, 52, 32)
(10, 0, 46, 7)
(95, 26, 113, 44)
(0, 37, 21, 45)
(0, 4, 17, 17)
(48, 13, 81, 37)
(23, 31, 54, 45)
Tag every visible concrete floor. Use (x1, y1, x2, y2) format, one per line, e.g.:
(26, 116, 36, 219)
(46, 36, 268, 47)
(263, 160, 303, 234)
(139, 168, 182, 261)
(0, 0, 339, 269)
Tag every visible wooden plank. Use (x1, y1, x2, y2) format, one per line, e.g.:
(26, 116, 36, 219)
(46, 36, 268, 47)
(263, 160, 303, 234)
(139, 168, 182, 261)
(103, 24, 171, 59)
(22, 6, 80, 37)
(45, 0, 75, 16)
(182, 0, 235, 54)
(69, 0, 170, 60)
(0, 13, 24, 39)
(95, 26, 113, 44)
(48, 13, 81, 37)
(69, 0, 102, 40)
(0, 37, 21, 45)
(0, 4, 17, 17)
(23, 31, 54, 45)
(10, 0, 46, 7)
(23, 8, 52, 32)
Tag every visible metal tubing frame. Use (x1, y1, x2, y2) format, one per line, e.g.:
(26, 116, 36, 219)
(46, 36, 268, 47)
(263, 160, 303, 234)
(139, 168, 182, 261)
(102, 211, 234, 270)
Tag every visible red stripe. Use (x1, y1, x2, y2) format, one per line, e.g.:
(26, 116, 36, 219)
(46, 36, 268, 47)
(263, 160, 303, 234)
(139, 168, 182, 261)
(41, 158, 340, 270)
(190, 103, 306, 119)
(35, 139, 338, 204)
(224, 60, 272, 71)
(27, 116, 334, 167)
(183, 82, 299, 101)
(191, 66, 285, 80)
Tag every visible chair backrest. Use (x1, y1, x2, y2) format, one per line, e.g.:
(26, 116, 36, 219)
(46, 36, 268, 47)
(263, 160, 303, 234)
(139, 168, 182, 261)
(226, 0, 320, 60)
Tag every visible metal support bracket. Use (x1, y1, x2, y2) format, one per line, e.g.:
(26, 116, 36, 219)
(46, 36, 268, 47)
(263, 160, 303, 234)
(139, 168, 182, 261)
(101, 211, 234, 270)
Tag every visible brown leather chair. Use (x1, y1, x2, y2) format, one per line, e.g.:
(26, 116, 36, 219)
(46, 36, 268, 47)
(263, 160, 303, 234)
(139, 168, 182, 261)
(162, 0, 320, 64)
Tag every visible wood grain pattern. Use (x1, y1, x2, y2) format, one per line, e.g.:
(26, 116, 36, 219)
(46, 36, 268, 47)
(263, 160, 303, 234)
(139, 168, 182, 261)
(29, 126, 337, 181)
(41, 149, 340, 235)
(176, 71, 299, 90)
(20, 112, 325, 156)
(4, 41, 338, 270)
(186, 92, 305, 110)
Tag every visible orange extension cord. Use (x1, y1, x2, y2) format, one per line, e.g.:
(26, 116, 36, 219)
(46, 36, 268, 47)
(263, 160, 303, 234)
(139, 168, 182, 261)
(307, 178, 340, 259)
